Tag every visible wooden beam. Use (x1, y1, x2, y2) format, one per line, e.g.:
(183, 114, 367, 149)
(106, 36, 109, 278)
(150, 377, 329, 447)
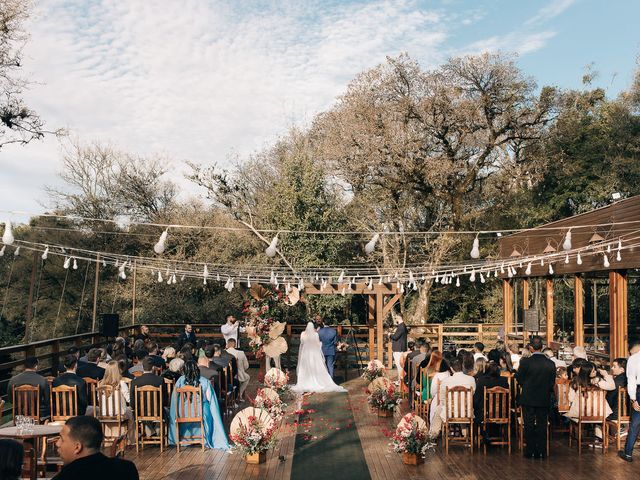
(546, 278, 554, 345)
(522, 278, 530, 310)
(368, 295, 375, 361)
(574, 274, 584, 346)
(382, 293, 401, 319)
(609, 270, 628, 362)
(376, 293, 384, 362)
(303, 282, 399, 296)
(503, 280, 514, 337)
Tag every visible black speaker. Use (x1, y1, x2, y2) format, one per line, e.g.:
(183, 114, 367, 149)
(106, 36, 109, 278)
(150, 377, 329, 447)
(524, 309, 539, 332)
(101, 313, 119, 337)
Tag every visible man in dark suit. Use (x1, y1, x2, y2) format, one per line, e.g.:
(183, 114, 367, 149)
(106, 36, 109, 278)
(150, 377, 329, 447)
(54, 416, 138, 480)
(130, 357, 167, 416)
(53, 355, 88, 415)
(516, 335, 556, 458)
(474, 361, 509, 444)
(146, 342, 166, 370)
(317, 319, 337, 378)
(177, 324, 197, 349)
(76, 349, 105, 380)
(389, 313, 408, 382)
(203, 346, 222, 396)
(7, 356, 50, 420)
(607, 357, 627, 419)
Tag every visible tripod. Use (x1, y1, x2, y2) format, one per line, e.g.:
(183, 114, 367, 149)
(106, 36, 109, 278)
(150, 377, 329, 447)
(345, 315, 363, 377)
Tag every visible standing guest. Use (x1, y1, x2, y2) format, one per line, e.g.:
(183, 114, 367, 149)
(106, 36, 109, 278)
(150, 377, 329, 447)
(8, 356, 49, 420)
(177, 324, 197, 349)
(317, 319, 338, 378)
(168, 361, 229, 450)
(399, 341, 417, 394)
(135, 326, 151, 344)
(221, 315, 245, 346)
(53, 416, 138, 479)
(53, 355, 88, 415)
(516, 335, 556, 459)
(607, 358, 628, 419)
(543, 348, 567, 368)
(473, 342, 488, 362)
(226, 339, 250, 401)
(0, 439, 23, 480)
(389, 313, 408, 382)
(76, 349, 105, 380)
(619, 340, 640, 462)
(411, 341, 431, 383)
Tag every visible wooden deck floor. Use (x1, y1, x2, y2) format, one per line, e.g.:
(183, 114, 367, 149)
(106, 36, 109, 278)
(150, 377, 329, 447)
(126, 370, 639, 480)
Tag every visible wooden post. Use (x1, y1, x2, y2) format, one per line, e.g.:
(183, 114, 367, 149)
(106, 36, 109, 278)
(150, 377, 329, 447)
(24, 250, 39, 342)
(131, 260, 137, 326)
(376, 293, 384, 362)
(609, 270, 628, 362)
(438, 324, 444, 352)
(523, 278, 530, 310)
(91, 253, 101, 333)
(574, 275, 584, 346)
(368, 295, 375, 361)
(546, 278, 554, 345)
(502, 280, 514, 338)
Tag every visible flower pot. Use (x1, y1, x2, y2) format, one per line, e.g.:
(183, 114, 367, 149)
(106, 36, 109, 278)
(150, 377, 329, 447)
(245, 451, 267, 464)
(402, 452, 424, 465)
(377, 408, 394, 418)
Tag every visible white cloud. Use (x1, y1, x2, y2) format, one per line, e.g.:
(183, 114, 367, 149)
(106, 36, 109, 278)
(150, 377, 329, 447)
(525, 0, 576, 26)
(462, 30, 557, 56)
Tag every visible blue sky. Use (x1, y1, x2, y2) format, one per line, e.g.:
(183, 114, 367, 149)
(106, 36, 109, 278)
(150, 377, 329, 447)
(1, 0, 639, 221)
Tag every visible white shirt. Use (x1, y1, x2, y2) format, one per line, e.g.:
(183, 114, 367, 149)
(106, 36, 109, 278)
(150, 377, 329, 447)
(627, 351, 640, 401)
(221, 322, 245, 345)
(439, 371, 476, 420)
(473, 352, 488, 362)
(227, 347, 250, 382)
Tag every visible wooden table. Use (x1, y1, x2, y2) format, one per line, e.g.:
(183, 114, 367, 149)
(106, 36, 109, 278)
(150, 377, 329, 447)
(0, 424, 63, 480)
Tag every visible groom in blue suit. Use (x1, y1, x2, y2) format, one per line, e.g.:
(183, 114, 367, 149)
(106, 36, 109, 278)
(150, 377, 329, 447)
(317, 317, 338, 378)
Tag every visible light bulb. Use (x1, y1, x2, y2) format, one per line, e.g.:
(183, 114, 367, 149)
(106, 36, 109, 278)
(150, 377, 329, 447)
(616, 250, 622, 262)
(378, 276, 383, 285)
(157, 271, 163, 283)
(0, 245, 5, 257)
(364, 233, 380, 254)
(470, 270, 476, 282)
(154, 230, 168, 254)
(456, 276, 460, 287)
(549, 263, 554, 275)
(72, 258, 78, 270)
(270, 270, 276, 284)
(507, 267, 513, 278)
(540, 258, 544, 266)
(494, 269, 498, 278)
(167, 275, 172, 285)
(102, 258, 106, 267)
(298, 278, 304, 291)
(13, 246, 19, 256)
(618, 239, 622, 251)
(525, 263, 532, 275)
(180, 274, 185, 281)
(119, 270, 127, 280)
(367, 278, 373, 290)
(204, 265, 209, 280)
(562, 231, 572, 251)
(338, 270, 345, 284)
(480, 273, 485, 283)
(42, 246, 49, 260)
(577, 253, 582, 265)
(470, 236, 480, 259)
(265, 235, 278, 258)
(2, 221, 14, 245)
(172, 274, 177, 284)
(565, 254, 569, 264)
(603, 254, 610, 268)
(63, 257, 71, 269)
(247, 276, 251, 288)
(500, 264, 505, 274)
(114, 259, 119, 267)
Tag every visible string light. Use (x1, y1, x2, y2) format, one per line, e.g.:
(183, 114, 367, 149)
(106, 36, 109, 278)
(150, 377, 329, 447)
(469, 270, 476, 282)
(72, 258, 78, 270)
(603, 254, 610, 268)
(364, 233, 380, 255)
(13, 246, 19, 256)
(337, 270, 345, 284)
(367, 277, 373, 290)
(565, 254, 569, 264)
(154, 230, 168, 254)
(265, 235, 278, 258)
(577, 253, 583, 265)
(456, 276, 460, 287)
(42, 246, 49, 260)
(203, 265, 209, 285)
(157, 271, 163, 283)
(480, 272, 486, 283)
(247, 275, 251, 288)
(0, 246, 4, 257)
(63, 257, 71, 269)
(2, 221, 14, 245)
(470, 235, 480, 259)
(616, 250, 622, 262)
(548, 263, 554, 275)
(525, 263, 532, 275)
(562, 230, 572, 251)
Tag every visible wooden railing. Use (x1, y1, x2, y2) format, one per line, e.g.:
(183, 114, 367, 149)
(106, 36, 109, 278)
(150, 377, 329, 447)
(1, 322, 503, 420)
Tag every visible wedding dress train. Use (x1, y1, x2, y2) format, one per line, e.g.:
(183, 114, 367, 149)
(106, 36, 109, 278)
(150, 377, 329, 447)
(292, 322, 346, 393)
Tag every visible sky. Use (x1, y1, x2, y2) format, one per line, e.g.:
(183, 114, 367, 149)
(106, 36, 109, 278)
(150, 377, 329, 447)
(2, 0, 639, 221)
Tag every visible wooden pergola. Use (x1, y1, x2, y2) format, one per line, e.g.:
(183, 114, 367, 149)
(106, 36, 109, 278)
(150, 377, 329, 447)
(304, 282, 401, 361)
(498, 195, 640, 362)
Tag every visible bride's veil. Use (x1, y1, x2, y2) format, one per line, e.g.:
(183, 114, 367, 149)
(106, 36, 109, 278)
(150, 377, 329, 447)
(299, 321, 316, 359)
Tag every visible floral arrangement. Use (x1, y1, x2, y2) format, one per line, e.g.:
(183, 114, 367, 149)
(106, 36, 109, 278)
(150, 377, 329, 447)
(336, 340, 349, 352)
(362, 359, 385, 382)
(367, 383, 402, 411)
(390, 413, 434, 457)
(229, 414, 278, 456)
(243, 285, 288, 357)
(264, 367, 290, 396)
(254, 388, 287, 422)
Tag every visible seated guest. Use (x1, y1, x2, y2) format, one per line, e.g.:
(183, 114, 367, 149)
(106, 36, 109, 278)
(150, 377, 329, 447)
(211, 344, 230, 369)
(162, 347, 176, 363)
(76, 349, 105, 380)
(146, 342, 166, 369)
(168, 361, 229, 450)
(570, 357, 587, 379)
(53, 355, 88, 415)
(131, 357, 167, 414)
(520, 345, 532, 364)
(115, 355, 134, 380)
(202, 347, 222, 396)
(132, 339, 146, 353)
(556, 366, 569, 380)
(474, 357, 487, 378)
(178, 344, 194, 362)
(226, 339, 250, 402)
(487, 340, 506, 363)
(508, 343, 521, 370)
(97, 349, 110, 370)
(8, 356, 49, 419)
(53, 416, 138, 479)
(58, 347, 83, 375)
(109, 337, 128, 359)
(416, 350, 443, 402)
(499, 351, 515, 374)
(543, 348, 567, 368)
(428, 358, 475, 438)
(461, 351, 475, 376)
(0, 439, 24, 480)
(163, 358, 185, 383)
(400, 341, 418, 393)
(128, 348, 149, 375)
(197, 354, 219, 382)
(473, 342, 488, 362)
(566, 361, 614, 421)
(177, 324, 197, 350)
(474, 361, 509, 442)
(606, 358, 627, 419)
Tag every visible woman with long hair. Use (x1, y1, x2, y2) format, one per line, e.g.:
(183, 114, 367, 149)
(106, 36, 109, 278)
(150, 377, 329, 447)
(417, 350, 443, 402)
(98, 361, 131, 410)
(98, 361, 133, 442)
(168, 360, 229, 450)
(566, 361, 615, 420)
(428, 357, 451, 427)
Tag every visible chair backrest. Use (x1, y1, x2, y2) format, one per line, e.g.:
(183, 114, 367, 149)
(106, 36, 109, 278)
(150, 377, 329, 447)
(445, 385, 473, 420)
(484, 386, 510, 422)
(617, 387, 630, 422)
(83, 377, 99, 411)
(21, 441, 37, 479)
(418, 367, 428, 397)
(12, 385, 40, 422)
(164, 377, 174, 400)
(555, 378, 571, 412)
(96, 384, 124, 419)
(175, 385, 203, 422)
(135, 385, 163, 421)
(50, 385, 78, 422)
(577, 385, 607, 421)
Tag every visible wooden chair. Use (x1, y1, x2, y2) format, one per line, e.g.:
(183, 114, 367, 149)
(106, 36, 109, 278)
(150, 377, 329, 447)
(49, 385, 78, 423)
(443, 386, 474, 454)
(21, 442, 37, 480)
(569, 385, 608, 454)
(96, 385, 129, 446)
(221, 366, 234, 416)
(478, 386, 511, 454)
(134, 385, 165, 452)
(83, 377, 99, 415)
(174, 385, 205, 452)
(164, 377, 175, 401)
(109, 433, 129, 458)
(556, 378, 571, 414)
(606, 387, 630, 451)
(414, 367, 431, 419)
(12, 385, 40, 424)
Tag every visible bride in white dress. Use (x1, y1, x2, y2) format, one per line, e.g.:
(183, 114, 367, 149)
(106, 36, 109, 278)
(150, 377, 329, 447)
(292, 322, 346, 393)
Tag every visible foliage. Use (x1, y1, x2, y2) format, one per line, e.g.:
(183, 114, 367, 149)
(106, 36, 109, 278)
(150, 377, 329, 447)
(390, 413, 433, 456)
(367, 384, 402, 411)
(229, 414, 278, 456)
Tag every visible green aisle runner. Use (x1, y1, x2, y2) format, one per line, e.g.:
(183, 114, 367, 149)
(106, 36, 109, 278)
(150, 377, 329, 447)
(290, 392, 371, 480)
